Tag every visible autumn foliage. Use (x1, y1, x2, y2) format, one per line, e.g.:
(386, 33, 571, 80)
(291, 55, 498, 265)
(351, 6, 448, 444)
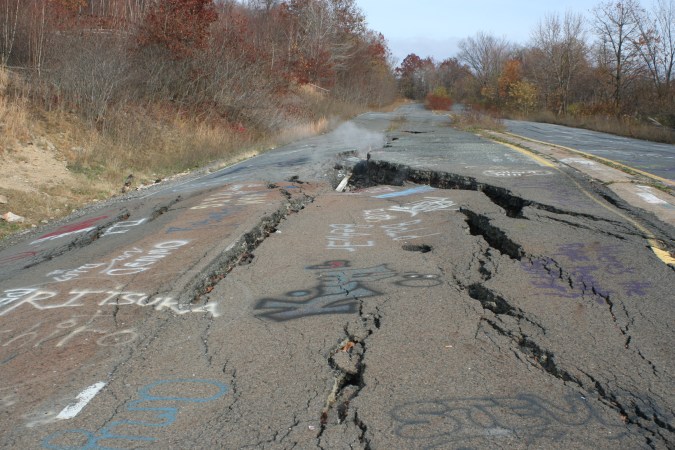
(137, 0, 217, 57)
(425, 86, 452, 110)
(0, 0, 397, 133)
(395, 1, 674, 141)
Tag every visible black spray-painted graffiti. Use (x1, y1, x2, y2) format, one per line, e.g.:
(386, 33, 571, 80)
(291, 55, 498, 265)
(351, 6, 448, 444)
(42, 379, 229, 450)
(254, 260, 441, 321)
(391, 393, 627, 449)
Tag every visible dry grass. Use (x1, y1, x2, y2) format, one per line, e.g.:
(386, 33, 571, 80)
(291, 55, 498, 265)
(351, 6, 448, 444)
(0, 183, 109, 240)
(450, 110, 505, 132)
(0, 68, 30, 152)
(1, 79, 398, 240)
(273, 117, 330, 146)
(517, 111, 675, 144)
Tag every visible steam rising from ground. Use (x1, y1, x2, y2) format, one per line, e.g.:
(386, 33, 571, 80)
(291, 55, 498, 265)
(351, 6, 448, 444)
(329, 122, 385, 156)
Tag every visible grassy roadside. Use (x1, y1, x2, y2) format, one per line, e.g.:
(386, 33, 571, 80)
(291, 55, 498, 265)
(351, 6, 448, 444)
(507, 110, 675, 145)
(445, 108, 672, 194)
(0, 76, 382, 240)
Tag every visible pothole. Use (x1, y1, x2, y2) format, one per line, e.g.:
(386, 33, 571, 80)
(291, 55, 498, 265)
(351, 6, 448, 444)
(402, 244, 432, 253)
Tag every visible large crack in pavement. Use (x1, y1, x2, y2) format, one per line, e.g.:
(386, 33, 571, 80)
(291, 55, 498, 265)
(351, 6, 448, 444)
(317, 295, 381, 449)
(22, 210, 131, 269)
(343, 158, 674, 447)
(464, 221, 673, 447)
(468, 279, 672, 447)
(348, 159, 671, 244)
(172, 188, 315, 309)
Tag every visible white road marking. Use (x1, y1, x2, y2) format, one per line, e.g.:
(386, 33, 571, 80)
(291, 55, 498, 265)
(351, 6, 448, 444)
(56, 382, 106, 420)
(636, 186, 669, 205)
(636, 192, 668, 205)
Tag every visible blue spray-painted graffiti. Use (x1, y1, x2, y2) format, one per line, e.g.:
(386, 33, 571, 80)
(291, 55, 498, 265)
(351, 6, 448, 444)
(521, 242, 648, 302)
(391, 393, 627, 448)
(43, 379, 228, 449)
(373, 186, 436, 199)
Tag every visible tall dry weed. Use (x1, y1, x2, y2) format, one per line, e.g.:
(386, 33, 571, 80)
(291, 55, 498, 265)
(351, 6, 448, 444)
(0, 67, 30, 150)
(520, 111, 675, 144)
(451, 110, 505, 132)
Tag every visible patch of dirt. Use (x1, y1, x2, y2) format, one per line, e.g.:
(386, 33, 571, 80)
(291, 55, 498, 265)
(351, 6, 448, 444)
(1, 138, 75, 193)
(0, 136, 104, 238)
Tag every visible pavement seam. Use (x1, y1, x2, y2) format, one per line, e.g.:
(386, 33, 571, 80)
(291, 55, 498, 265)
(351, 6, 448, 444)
(173, 189, 315, 308)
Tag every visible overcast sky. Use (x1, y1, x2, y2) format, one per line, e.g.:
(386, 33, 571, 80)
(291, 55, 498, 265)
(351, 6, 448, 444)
(356, 0, 649, 64)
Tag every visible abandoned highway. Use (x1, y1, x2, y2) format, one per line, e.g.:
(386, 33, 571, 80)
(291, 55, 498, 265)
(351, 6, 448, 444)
(0, 104, 673, 449)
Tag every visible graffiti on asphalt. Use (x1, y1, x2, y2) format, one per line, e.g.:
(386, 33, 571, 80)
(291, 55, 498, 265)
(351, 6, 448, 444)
(326, 224, 375, 252)
(255, 261, 441, 321)
(42, 379, 229, 449)
(388, 197, 458, 217)
(483, 170, 553, 178)
(0, 288, 220, 317)
(0, 309, 137, 349)
(521, 243, 648, 301)
(101, 218, 147, 237)
(166, 209, 235, 234)
(190, 184, 267, 210)
(382, 220, 440, 241)
(373, 186, 436, 199)
(30, 216, 109, 246)
(391, 393, 626, 448)
(45, 240, 190, 282)
(99, 240, 190, 276)
(363, 208, 398, 223)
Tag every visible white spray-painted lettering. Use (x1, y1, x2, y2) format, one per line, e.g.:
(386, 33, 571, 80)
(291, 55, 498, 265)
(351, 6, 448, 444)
(0, 288, 220, 317)
(326, 224, 375, 252)
(191, 184, 265, 210)
(0, 388, 17, 409)
(44, 240, 189, 282)
(362, 209, 398, 223)
(102, 218, 148, 236)
(388, 197, 458, 217)
(0, 310, 138, 349)
(381, 220, 440, 241)
(100, 240, 189, 276)
(235, 193, 269, 205)
(46, 264, 106, 283)
(483, 170, 553, 177)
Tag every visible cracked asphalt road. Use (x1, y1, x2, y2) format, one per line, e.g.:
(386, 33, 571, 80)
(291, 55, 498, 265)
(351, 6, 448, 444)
(0, 104, 673, 449)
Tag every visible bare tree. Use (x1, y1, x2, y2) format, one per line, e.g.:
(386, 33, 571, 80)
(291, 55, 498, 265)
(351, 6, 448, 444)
(247, 0, 279, 12)
(0, 0, 20, 65)
(592, 0, 643, 113)
(632, 0, 675, 102)
(28, 0, 48, 77)
(529, 11, 587, 114)
(458, 32, 512, 101)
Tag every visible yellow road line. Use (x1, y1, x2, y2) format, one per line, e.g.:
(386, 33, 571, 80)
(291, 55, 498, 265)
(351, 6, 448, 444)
(493, 134, 674, 266)
(491, 140, 556, 168)
(504, 131, 674, 187)
(650, 244, 675, 265)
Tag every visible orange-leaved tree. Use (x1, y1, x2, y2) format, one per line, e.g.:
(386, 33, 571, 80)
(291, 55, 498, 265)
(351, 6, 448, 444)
(137, 0, 217, 58)
(425, 86, 453, 110)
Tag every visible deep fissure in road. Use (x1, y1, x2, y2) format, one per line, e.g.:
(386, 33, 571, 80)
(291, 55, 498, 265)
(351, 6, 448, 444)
(343, 159, 674, 447)
(184, 190, 315, 307)
(318, 301, 380, 449)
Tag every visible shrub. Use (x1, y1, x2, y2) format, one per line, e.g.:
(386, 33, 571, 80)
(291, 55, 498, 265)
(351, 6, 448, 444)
(425, 86, 453, 110)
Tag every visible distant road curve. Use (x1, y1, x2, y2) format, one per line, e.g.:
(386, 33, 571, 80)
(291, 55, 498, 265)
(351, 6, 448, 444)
(505, 119, 675, 181)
